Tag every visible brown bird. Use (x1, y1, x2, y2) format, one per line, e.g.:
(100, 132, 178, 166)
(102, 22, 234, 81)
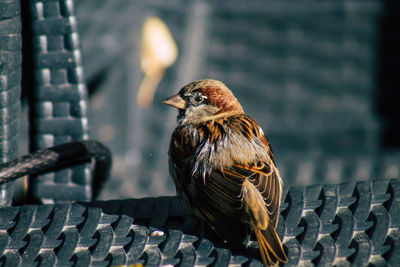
(164, 79, 287, 266)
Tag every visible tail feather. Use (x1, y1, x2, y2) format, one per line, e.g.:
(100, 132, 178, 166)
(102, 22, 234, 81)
(250, 220, 288, 266)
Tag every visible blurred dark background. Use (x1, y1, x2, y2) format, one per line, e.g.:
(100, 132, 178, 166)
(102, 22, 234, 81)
(65, 0, 400, 199)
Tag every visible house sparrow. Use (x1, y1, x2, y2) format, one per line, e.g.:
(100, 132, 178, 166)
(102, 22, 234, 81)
(164, 79, 287, 266)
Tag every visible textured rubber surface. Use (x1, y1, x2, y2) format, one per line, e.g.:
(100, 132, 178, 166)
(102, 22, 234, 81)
(27, 0, 92, 203)
(0, 0, 21, 206)
(0, 179, 398, 266)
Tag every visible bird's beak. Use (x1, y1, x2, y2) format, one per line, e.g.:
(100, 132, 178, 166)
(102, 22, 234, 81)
(163, 94, 187, 109)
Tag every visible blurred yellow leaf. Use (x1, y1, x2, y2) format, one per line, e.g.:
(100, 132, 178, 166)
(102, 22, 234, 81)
(137, 17, 178, 108)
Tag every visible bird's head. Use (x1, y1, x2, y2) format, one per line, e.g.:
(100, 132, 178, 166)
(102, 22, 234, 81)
(163, 79, 244, 124)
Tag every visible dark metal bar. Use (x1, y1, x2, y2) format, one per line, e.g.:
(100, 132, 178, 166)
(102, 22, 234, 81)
(0, 140, 112, 199)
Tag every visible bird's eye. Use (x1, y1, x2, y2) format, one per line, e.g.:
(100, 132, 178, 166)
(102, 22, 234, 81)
(194, 95, 203, 103)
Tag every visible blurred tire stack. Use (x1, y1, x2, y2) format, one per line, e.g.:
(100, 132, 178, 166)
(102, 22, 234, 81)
(0, 0, 21, 206)
(23, 0, 93, 203)
(74, 0, 400, 199)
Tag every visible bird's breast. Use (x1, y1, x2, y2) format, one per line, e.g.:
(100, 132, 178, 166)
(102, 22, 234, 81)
(190, 120, 267, 178)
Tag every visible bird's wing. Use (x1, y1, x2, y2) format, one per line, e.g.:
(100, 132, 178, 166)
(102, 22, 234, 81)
(229, 121, 282, 229)
(231, 157, 282, 229)
(231, 155, 287, 265)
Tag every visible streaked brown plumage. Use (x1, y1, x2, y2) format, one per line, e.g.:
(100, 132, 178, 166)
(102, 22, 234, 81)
(164, 79, 287, 266)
